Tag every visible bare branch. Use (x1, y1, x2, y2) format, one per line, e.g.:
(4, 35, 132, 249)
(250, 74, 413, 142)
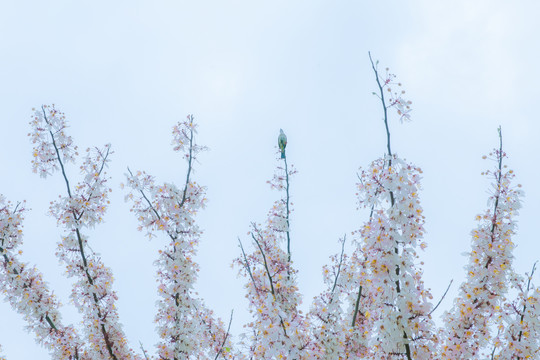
(429, 279, 453, 316)
(368, 52, 391, 157)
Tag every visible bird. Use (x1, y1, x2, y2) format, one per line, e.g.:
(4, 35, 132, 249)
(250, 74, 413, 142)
(278, 129, 287, 159)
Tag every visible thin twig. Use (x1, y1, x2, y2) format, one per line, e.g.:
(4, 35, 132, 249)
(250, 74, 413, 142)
(429, 280, 453, 316)
(284, 155, 291, 265)
(127, 167, 177, 243)
(238, 237, 261, 298)
(139, 341, 150, 360)
(330, 235, 347, 295)
(179, 115, 195, 209)
(43, 106, 73, 198)
(368, 52, 392, 158)
(491, 328, 501, 359)
(214, 310, 234, 360)
(490, 126, 503, 235)
(251, 232, 277, 297)
(75, 146, 111, 221)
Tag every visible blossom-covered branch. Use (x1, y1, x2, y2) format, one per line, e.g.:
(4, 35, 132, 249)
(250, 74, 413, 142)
(496, 263, 540, 358)
(235, 155, 315, 359)
(442, 129, 523, 359)
(309, 236, 370, 359)
(30, 105, 139, 359)
(368, 52, 412, 158)
(354, 156, 437, 359)
(124, 115, 233, 359)
(0, 197, 87, 359)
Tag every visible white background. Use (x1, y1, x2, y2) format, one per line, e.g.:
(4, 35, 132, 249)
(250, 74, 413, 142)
(1, 1, 540, 358)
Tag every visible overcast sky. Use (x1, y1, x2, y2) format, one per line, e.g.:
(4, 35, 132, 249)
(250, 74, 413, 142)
(1, 1, 540, 358)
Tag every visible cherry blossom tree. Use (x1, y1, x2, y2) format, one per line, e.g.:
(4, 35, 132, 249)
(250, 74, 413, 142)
(1, 57, 540, 359)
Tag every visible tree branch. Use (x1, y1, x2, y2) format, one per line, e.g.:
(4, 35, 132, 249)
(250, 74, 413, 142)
(44, 108, 118, 360)
(251, 228, 289, 338)
(351, 285, 363, 327)
(42, 106, 72, 197)
(368, 52, 392, 158)
(518, 261, 537, 344)
(238, 237, 261, 298)
(367, 53, 410, 360)
(429, 279, 453, 316)
(214, 310, 233, 360)
(283, 155, 291, 265)
(330, 235, 346, 296)
(139, 341, 150, 360)
(179, 115, 195, 210)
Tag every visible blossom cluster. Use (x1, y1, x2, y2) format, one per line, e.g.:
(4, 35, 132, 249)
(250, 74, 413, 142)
(442, 148, 525, 359)
(349, 155, 436, 358)
(49, 145, 112, 229)
(0, 196, 86, 359)
(29, 105, 78, 178)
(123, 173, 206, 239)
(235, 163, 313, 359)
(309, 237, 369, 359)
(171, 114, 208, 160)
(375, 67, 412, 123)
(29, 105, 139, 359)
(496, 268, 540, 358)
(124, 118, 233, 359)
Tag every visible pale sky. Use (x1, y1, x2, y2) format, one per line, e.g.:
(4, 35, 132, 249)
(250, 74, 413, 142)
(1, 1, 540, 358)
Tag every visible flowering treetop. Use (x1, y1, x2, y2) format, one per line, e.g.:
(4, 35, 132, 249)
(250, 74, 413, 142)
(442, 131, 527, 359)
(1, 58, 539, 360)
(124, 115, 234, 360)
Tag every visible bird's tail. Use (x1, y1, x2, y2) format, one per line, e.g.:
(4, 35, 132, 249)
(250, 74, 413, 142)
(281, 151, 285, 159)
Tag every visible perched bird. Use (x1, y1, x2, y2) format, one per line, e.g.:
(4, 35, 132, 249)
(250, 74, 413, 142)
(278, 129, 287, 159)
